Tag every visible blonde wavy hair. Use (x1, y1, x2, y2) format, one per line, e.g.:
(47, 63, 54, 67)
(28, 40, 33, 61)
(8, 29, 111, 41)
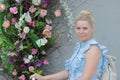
(75, 10, 94, 27)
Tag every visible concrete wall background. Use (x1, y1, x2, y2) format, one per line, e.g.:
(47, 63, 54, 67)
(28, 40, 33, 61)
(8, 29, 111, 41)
(43, 0, 120, 79)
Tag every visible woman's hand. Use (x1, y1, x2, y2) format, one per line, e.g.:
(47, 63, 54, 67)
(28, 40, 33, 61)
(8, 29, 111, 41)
(30, 70, 69, 80)
(30, 73, 45, 80)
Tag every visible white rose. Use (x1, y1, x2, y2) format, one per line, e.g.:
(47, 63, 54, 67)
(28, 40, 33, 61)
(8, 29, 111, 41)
(23, 26, 30, 33)
(36, 38, 48, 47)
(23, 58, 30, 64)
(15, 22, 22, 30)
(25, 12, 32, 22)
(28, 55, 33, 60)
(32, 0, 41, 6)
(19, 13, 26, 21)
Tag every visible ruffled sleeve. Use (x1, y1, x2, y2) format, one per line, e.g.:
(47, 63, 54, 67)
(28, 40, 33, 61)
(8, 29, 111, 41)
(87, 39, 108, 75)
(65, 59, 71, 71)
(79, 39, 108, 75)
(97, 45, 108, 75)
(65, 42, 81, 72)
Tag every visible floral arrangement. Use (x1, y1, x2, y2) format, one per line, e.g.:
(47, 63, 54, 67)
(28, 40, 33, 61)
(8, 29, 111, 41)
(0, 0, 62, 80)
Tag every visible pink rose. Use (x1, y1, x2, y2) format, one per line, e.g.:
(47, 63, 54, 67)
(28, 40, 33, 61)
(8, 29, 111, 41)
(42, 29, 51, 38)
(40, 9, 47, 17)
(29, 7, 36, 13)
(28, 66, 35, 71)
(11, 18, 17, 24)
(12, 69, 17, 76)
(2, 20, 10, 28)
(27, 21, 35, 26)
(19, 32, 26, 39)
(43, 59, 49, 65)
(10, 7, 18, 14)
(19, 75, 26, 80)
(45, 24, 52, 31)
(54, 10, 61, 17)
(31, 48, 38, 55)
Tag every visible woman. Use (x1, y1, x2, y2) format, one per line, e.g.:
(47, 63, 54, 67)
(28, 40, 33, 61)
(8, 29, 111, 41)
(30, 10, 108, 80)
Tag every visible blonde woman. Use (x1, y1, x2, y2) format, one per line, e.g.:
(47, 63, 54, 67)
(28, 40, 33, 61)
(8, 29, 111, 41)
(30, 10, 108, 80)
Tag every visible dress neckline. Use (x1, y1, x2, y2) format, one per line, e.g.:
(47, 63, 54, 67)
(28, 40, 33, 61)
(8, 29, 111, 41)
(79, 38, 95, 47)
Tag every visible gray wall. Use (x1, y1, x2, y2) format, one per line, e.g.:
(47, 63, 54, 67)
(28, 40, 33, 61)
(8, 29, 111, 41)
(44, 0, 120, 79)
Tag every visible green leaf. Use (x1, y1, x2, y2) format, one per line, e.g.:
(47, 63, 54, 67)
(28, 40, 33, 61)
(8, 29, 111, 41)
(35, 21, 46, 33)
(0, 37, 4, 46)
(0, 12, 5, 34)
(22, 20, 27, 26)
(29, 30, 39, 41)
(7, 65, 14, 74)
(20, 5, 23, 17)
(35, 70, 43, 75)
(34, 8, 41, 18)
(22, 70, 30, 74)
(0, 0, 7, 3)
(47, 34, 56, 46)
(28, 30, 39, 49)
(0, 34, 14, 48)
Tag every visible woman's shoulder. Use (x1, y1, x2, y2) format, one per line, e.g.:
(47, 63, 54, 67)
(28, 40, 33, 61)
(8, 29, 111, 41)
(83, 38, 108, 55)
(86, 45, 101, 57)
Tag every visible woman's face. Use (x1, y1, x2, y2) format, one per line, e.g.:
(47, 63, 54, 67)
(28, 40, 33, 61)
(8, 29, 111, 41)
(75, 20, 94, 42)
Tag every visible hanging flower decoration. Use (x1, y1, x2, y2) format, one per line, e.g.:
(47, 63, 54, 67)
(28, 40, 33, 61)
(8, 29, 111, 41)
(0, 0, 62, 80)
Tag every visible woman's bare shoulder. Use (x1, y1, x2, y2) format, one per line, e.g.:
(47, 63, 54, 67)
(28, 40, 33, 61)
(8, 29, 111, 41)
(86, 45, 101, 57)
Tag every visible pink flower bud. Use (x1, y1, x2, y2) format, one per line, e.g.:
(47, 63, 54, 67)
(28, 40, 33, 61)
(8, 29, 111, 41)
(54, 10, 61, 17)
(14, 40, 19, 45)
(28, 66, 35, 71)
(31, 48, 38, 55)
(12, 69, 17, 76)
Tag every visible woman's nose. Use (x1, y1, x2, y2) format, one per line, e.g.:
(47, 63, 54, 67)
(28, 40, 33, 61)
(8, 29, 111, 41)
(79, 29, 84, 33)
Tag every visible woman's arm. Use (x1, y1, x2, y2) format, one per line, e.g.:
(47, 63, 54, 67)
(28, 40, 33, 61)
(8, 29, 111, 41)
(44, 70, 69, 80)
(30, 70, 69, 80)
(78, 45, 101, 80)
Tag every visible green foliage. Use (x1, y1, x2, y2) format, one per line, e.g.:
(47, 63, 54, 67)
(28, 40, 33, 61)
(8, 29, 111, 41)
(0, 51, 14, 74)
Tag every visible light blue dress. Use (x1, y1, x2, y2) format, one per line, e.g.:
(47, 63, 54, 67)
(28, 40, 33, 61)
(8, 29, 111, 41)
(65, 38, 108, 80)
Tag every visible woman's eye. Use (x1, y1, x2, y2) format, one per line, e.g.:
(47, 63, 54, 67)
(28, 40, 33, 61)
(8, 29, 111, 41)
(83, 27, 88, 30)
(76, 27, 80, 29)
